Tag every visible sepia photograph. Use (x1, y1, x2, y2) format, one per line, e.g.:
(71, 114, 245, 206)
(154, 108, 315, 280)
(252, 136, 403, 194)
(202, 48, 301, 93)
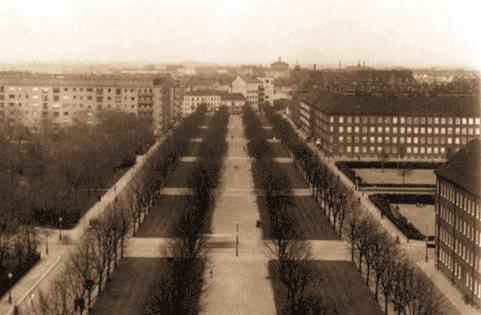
(0, 0, 480, 314)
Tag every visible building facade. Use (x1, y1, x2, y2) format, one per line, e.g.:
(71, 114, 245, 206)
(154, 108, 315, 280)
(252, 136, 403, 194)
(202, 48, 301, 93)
(182, 90, 245, 115)
(299, 91, 480, 160)
(0, 73, 179, 131)
(231, 76, 272, 110)
(435, 139, 480, 305)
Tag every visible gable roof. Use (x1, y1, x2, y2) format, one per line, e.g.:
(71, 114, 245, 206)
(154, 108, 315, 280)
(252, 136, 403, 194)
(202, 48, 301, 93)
(302, 91, 480, 116)
(435, 139, 480, 196)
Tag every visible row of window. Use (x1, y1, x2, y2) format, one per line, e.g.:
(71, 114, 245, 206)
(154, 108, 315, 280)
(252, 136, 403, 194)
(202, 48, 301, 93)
(439, 219, 481, 252)
(340, 145, 447, 155)
(3, 86, 154, 93)
(438, 247, 481, 298)
(336, 126, 481, 136)
(337, 135, 478, 145)
(439, 181, 480, 218)
(331, 114, 481, 126)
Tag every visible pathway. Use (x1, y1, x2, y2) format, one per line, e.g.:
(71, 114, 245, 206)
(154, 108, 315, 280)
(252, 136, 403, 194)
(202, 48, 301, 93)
(200, 115, 277, 315)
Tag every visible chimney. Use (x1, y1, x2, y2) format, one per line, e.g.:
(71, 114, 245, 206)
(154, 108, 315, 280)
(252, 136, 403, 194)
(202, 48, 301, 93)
(313, 64, 317, 70)
(363, 60, 366, 67)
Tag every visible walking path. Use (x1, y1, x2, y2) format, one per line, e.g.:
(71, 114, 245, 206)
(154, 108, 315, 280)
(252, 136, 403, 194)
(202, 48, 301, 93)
(125, 237, 349, 261)
(160, 187, 312, 197)
(201, 115, 277, 315)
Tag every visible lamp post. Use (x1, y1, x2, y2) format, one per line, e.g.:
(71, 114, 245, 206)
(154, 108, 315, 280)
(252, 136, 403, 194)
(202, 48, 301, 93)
(425, 225, 429, 263)
(45, 233, 49, 255)
(58, 217, 63, 241)
(7, 272, 13, 304)
(235, 224, 239, 257)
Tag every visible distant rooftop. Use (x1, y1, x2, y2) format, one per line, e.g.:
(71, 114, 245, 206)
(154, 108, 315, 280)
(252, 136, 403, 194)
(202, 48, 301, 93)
(303, 91, 480, 116)
(0, 73, 171, 87)
(435, 139, 480, 196)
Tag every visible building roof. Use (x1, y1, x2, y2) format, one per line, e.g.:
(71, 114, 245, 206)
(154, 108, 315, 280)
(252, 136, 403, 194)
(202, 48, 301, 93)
(220, 92, 245, 101)
(303, 91, 480, 116)
(184, 90, 221, 97)
(435, 139, 480, 196)
(0, 73, 169, 87)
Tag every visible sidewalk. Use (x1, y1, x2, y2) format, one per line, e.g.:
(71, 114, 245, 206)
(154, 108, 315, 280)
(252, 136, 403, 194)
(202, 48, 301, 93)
(200, 115, 276, 315)
(417, 261, 477, 315)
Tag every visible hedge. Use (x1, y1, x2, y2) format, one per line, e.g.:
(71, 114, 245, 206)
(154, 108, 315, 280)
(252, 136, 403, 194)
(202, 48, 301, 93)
(335, 161, 437, 188)
(368, 194, 434, 240)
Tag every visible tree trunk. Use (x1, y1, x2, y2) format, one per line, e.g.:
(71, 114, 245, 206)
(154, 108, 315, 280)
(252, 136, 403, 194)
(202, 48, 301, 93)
(366, 263, 371, 286)
(375, 275, 380, 301)
(384, 294, 389, 315)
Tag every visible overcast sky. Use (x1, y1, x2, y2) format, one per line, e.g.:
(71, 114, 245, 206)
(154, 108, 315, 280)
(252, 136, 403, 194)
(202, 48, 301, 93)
(1, 0, 480, 68)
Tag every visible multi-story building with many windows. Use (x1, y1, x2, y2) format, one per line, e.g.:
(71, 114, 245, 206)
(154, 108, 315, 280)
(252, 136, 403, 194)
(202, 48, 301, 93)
(0, 73, 180, 131)
(299, 91, 480, 160)
(181, 90, 245, 115)
(435, 139, 480, 305)
(231, 76, 271, 110)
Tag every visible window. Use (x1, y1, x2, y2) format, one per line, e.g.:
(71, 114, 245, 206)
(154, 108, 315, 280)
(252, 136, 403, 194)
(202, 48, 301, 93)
(393, 117, 398, 124)
(400, 117, 406, 124)
(414, 127, 418, 134)
(400, 127, 405, 134)
(407, 117, 413, 124)
(339, 116, 344, 123)
(339, 126, 344, 133)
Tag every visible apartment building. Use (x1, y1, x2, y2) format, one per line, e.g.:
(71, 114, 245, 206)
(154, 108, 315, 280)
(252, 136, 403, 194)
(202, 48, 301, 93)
(435, 139, 480, 305)
(181, 90, 245, 115)
(0, 73, 180, 131)
(231, 76, 272, 110)
(299, 91, 480, 160)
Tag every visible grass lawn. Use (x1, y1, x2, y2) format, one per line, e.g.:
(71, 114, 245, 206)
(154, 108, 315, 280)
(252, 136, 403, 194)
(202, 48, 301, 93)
(394, 203, 435, 236)
(183, 141, 200, 155)
(256, 196, 338, 240)
(354, 168, 435, 185)
(278, 163, 309, 189)
(268, 142, 291, 158)
(164, 162, 195, 187)
(252, 162, 309, 190)
(93, 258, 168, 315)
(136, 196, 190, 237)
(268, 260, 383, 315)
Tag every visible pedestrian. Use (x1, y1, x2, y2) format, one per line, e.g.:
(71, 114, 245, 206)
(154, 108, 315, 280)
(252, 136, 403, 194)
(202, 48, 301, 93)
(210, 269, 213, 277)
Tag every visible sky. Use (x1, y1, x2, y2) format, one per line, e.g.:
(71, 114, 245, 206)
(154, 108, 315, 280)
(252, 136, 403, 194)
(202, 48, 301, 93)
(1, 0, 480, 68)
